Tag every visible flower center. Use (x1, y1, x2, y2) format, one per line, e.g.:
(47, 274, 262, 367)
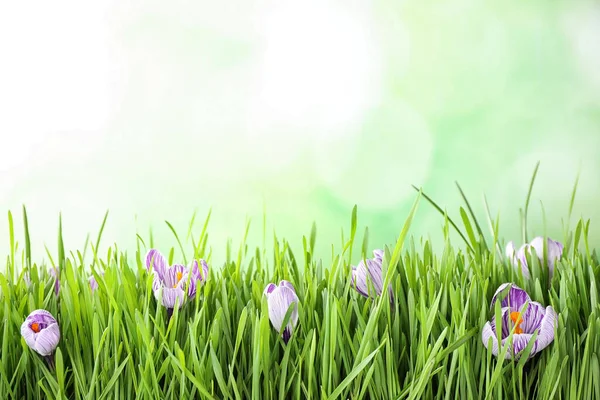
(31, 322, 41, 333)
(510, 311, 524, 334)
(173, 271, 183, 288)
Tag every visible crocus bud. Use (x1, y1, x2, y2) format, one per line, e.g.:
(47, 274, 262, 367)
(21, 309, 61, 357)
(263, 280, 299, 343)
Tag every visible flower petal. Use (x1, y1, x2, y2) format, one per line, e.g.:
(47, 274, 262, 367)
(490, 283, 530, 310)
(145, 249, 167, 278)
(163, 264, 187, 288)
(187, 275, 198, 299)
(351, 264, 369, 298)
(160, 287, 186, 309)
(366, 258, 384, 295)
(505, 241, 516, 265)
(521, 301, 546, 333)
(515, 244, 531, 278)
(188, 260, 209, 299)
(501, 333, 535, 360)
(198, 260, 210, 281)
(34, 323, 61, 356)
(372, 249, 384, 262)
(263, 283, 277, 297)
(89, 276, 98, 292)
(25, 309, 58, 327)
(49, 267, 60, 296)
(531, 305, 557, 355)
(20, 322, 37, 350)
(267, 286, 299, 337)
(481, 321, 500, 356)
(279, 280, 296, 294)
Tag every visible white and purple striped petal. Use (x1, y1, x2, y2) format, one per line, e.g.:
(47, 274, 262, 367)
(351, 249, 394, 301)
(490, 283, 530, 310)
(188, 259, 210, 299)
(21, 309, 61, 357)
(145, 249, 167, 279)
(506, 237, 564, 279)
(263, 281, 299, 343)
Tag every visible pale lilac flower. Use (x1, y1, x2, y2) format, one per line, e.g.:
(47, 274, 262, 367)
(351, 249, 394, 301)
(188, 259, 209, 299)
(48, 266, 60, 296)
(89, 275, 98, 292)
(263, 280, 299, 343)
(21, 310, 61, 361)
(146, 249, 210, 319)
(481, 283, 557, 360)
(89, 271, 105, 293)
(506, 237, 564, 279)
(23, 271, 31, 287)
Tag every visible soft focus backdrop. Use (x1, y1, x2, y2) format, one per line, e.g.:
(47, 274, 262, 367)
(1, 0, 599, 266)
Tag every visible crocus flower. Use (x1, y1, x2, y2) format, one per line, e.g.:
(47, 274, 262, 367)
(146, 249, 209, 318)
(351, 249, 394, 301)
(89, 275, 98, 292)
(481, 283, 557, 360)
(263, 280, 299, 343)
(49, 266, 60, 296)
(21, 309, 61, 368)
(188, 259, 209, 300)
(89, 271, 106, 293)
(506, 237, 564, 279)
(23, 271, 31, 287)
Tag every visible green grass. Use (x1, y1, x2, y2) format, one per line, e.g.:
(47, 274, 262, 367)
(1, 179, 599, 399)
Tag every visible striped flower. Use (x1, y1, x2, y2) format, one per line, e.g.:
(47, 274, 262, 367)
(146, 249, 209, 317)
(49, 266, 60, 296)
(482, 283, 557, 360)
(506, 237, 564, 279)
(351, 249, 394, 301)
(21, 309, 61, 368)
(263, 280, 299, 343)
(188, 259, 209, 300)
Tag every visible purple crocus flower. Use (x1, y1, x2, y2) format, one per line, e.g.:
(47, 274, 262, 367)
(263, 280, 299, 343)
(89, 275, 98, 292)
(481, 283, 557, 360)
(146, 249, 210, 318)
(48, 266, 60, 296)
(188, 259, 209, 300)
(21, 309, 61, 368)
(23, 271, 31, 287)
(89, 271, 106, 293)
(351, 249, 394, 301)
(506, 237, 564, 279)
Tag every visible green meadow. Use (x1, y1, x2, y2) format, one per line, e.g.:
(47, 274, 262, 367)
(1, 173, 598, 400)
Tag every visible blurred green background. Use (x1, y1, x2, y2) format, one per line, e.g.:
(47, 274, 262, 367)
(1, 0, 599, 266)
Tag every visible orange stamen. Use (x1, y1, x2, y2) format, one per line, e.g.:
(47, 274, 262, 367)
(173, 271, 183, 288)
(510, 311, 524, 334)
(31, 322, 40, 333)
